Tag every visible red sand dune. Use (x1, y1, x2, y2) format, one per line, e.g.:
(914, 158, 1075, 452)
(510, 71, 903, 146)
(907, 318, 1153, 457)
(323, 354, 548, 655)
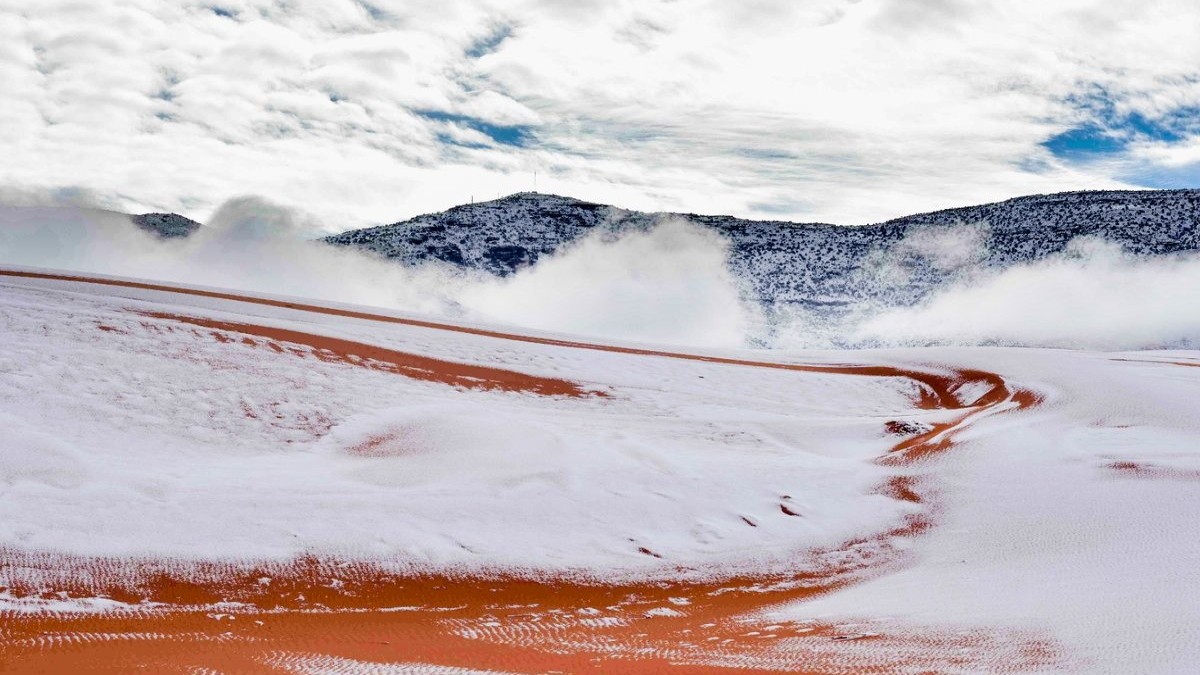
(136, 310, 602, 398)
(0, 269, 1053, 673)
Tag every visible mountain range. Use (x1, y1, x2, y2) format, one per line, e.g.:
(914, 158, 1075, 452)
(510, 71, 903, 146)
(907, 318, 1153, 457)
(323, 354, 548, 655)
(322, 189, 1200, 311)
(133, 189, 1200, 314)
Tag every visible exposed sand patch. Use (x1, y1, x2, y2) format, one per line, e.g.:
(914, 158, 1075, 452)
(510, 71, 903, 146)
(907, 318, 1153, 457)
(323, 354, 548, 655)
(0, 269, 1056, 673)
(0, 365, 1045, 672)
(134, 311, 602, 399)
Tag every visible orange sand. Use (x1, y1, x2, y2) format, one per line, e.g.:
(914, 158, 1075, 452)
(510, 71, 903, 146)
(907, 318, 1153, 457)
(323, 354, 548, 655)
(136, 311, 601, 398)
(0, 269, 1053, 673)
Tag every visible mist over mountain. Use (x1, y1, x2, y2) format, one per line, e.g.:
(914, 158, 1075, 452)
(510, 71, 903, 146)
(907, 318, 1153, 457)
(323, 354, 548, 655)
(6, 189, 1199, 350)
(323, 190, 1200, 316)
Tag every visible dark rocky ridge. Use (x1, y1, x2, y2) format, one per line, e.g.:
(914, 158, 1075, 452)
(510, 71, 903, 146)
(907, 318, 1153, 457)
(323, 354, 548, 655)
(322, 189, 1200, 311)
(133, 212, 202, 239)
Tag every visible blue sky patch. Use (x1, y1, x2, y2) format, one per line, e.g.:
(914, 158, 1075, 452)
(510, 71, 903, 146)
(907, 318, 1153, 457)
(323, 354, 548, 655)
(1042, 123, 1127, 161)
(1043, 87, 1197, 162)
(419, 110, 534, 148)
(466, 25, 513, 59)
(1040, 88, 1200, 188)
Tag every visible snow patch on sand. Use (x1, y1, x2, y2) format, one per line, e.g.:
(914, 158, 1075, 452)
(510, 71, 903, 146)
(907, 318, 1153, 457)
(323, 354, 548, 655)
(764, 348, 1200, 675)
(0, 275, 919, 576)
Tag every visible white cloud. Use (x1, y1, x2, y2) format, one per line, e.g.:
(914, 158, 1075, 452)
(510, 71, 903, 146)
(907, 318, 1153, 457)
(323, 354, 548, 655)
(0, 202, 758, 348)
(458, 218, 757, 347)
(1132, 137, 1200, 168)
(0, 0, 1197, 228)
(855, 239, 1200, 350)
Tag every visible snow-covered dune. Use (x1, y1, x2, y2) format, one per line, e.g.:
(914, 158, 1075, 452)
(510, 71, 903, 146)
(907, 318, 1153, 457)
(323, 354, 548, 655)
(2, 267, 1199, 673)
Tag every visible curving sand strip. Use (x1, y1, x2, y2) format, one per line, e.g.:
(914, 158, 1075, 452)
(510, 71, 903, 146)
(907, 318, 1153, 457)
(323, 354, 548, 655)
(135, 311, 601, 398)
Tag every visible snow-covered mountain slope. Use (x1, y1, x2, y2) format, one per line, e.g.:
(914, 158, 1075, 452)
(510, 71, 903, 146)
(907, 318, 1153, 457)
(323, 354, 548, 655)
(325, 190, 1200, 310)
(3, 267, 1200, 673)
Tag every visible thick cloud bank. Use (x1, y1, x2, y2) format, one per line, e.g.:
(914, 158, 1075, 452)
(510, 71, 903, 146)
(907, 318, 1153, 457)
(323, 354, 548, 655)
(6, 0, 1200, 226)
(0, 201, 755, 348)
(0, 201, 466, 316)
(856, 239, 1200, 350)
(458, 219, 757, 347)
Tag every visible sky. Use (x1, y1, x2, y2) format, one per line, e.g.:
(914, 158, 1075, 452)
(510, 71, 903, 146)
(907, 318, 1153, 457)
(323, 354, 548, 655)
(2, 0, 1200, 233)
